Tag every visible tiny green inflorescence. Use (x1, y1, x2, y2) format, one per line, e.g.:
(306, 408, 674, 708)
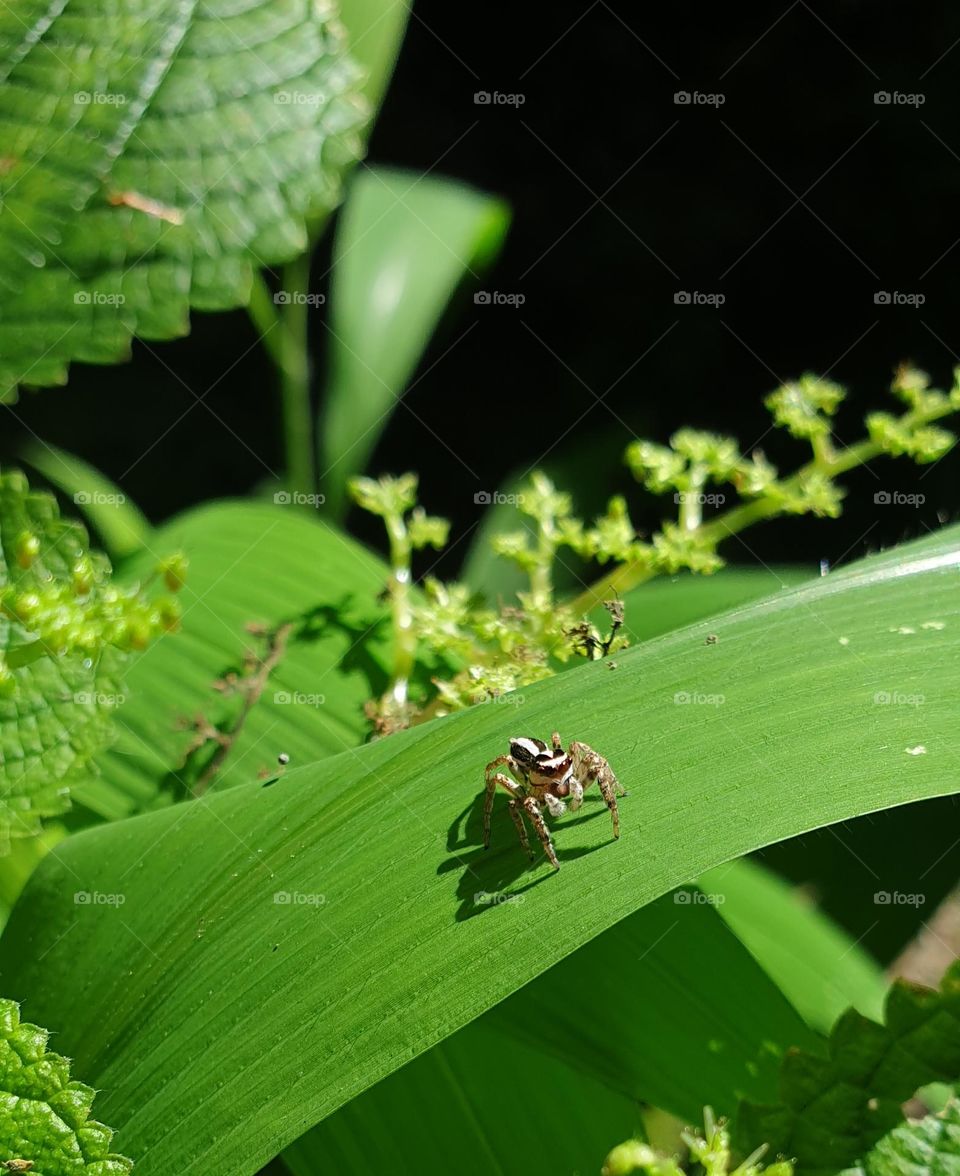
(353, 367, 959, 734)
(603, 1108, 792, 1176)
(0, 470, 184, 849)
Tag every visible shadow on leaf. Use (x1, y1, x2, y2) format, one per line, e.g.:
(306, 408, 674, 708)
(440, 792, 614, 921)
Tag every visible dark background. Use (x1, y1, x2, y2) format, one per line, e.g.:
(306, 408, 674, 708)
(6, 0, 959, 570)
(6, 2, 959, 958)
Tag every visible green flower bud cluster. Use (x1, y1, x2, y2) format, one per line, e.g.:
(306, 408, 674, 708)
(349, 474, 449, 550)
(409, 574, 574, 713)
(488, 473, 580, 596)
(626, 429, 741, 495)
(765, 373, 844, 441)
(358, 471, 636, 719)
(608, 366, 956, 601)
(350, 471, 418, 517)
(865, 414, 955, 462)
(864, 364, 957, 463)
(355, 366, 959, 730)
(0, 471, 185, 696)
(603, 1109, 791, 1176)
(572, 496, 650, 566)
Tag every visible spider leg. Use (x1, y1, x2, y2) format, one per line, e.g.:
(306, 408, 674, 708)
(507, 799, 533, 859)
(569, 742, 626, 839)
(484, 761, 522, 850)
(523, 795, 560, 869)
(551, 730, 563, 751)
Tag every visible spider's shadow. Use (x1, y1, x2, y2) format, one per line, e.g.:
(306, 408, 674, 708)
(439, 794, 612, 921)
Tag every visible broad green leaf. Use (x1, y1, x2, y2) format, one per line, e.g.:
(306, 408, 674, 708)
(0, 827, 64, 934)
(738, 961, 960, 1176)
(758, 791, 959, 970)
(20, 440, 152, 560)
(283, 1017, 643, 1175)
(844, 1098, 960, 1176)
(0, 0, 368, 399)
(487, 887, 820, 1116)
(703, 857, 887, 1032)
(2, 524, 960, 1174)
(617, 567, 814, 642)
(337, 0, 412, 110)
(284, 889, 817, 1173)
(78, 499, 392, 821)
(0, 997, 133, 1173)
(319, 167, 511, 516)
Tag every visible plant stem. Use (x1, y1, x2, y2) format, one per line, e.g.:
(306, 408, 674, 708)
(529, 511, 555, 604)
(246, 274, 285, 371)
(384, 510, 416, 708)
(278, 253, 314, 498)
(190, 622, 294, 797)
(570, 404, 947, 615)
(247, 260, 315, 498)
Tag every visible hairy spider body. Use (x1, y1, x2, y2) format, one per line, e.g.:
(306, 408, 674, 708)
(483, 732, 626, 869)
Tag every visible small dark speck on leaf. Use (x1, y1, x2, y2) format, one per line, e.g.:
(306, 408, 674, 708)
(705, 634, 718, 645)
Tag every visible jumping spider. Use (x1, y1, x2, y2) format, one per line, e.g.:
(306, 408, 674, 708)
(484, 733, 626, 869)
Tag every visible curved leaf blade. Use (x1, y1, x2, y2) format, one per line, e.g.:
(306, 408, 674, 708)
(2, 525, 959, 1173)
(284, 886, 827, 1173)
(487, 886, 820, 1115)
(78, 499, 391, 820)
(283, 1018, 642, 1176)
(705, 857, 888, 1032)
(319, 166, 511, 515)
(20, 440, 152, 560)
(337, 0, 411, 110)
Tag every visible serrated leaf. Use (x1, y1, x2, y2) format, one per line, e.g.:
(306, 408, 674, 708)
(0, 472, 128, 852)
(0, 997, 133, 1173)
(738, 962, 960, 1176)
(844, 1098, 960, 1176)
(0, 0, 368, 398)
